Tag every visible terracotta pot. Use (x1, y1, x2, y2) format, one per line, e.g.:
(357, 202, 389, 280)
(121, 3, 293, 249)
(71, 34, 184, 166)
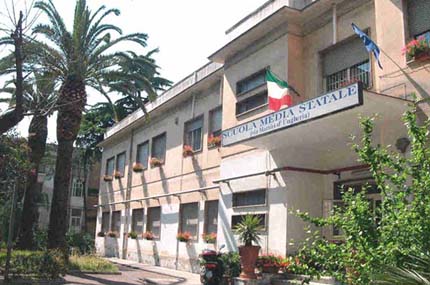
(239, 245, 260, 279)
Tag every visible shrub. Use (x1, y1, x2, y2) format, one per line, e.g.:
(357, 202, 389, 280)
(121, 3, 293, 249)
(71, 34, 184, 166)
(128, 231, 138, 239)
(0, 250, 66, 279)
(66, 232, 95, 255)
(220, 252, 241, 279)
(69, 255, 118, 273)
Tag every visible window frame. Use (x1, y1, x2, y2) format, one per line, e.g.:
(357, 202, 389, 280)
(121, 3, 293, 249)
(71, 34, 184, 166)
(136, 141, 150, 170)
(111, 211, 121, 235)
(146, 206, 161, 240)
(183, 115, 204, 153)
(209, 106, 222, 138)
(101, 212, 110, 233)
(235, 91, 268, 117)
(179, 202, 200, 241)
(105, 157, 115, 176)
(71, 178, 83, 197)
(231, 213, 267, 232)
(236, 68, 267, 96)
(151, 133, 167, 165)
(131, 208, 144, 234)
(115, 151, 126, 177)
(232, 189, 267, 208)
(70, 208, 82, 230)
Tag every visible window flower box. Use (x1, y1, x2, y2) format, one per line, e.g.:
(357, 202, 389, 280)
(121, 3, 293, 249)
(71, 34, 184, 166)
(107, 231, 118, 238)
(182, 145, 194, 157)
(202, 232, 217, 243)
(132, 162, 144, 172)
(142, 231, 155, 240)
(403, 35, 430, 62)
(208, 134, 222, 148)
(97, 231, 106, 237)
(103, 175, 113, 182)
(176, 232, 192, 242)
(150, 157, 163, 167)
(113, 171, 122, 179)
(128, 231, 138, 239)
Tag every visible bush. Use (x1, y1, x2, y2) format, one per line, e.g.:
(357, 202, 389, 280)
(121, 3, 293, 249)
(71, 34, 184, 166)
(66, 232, 95, 255)
(0, 250, 66, 279)
(69, 255, 118, 273)
(220, 252, 241, 279)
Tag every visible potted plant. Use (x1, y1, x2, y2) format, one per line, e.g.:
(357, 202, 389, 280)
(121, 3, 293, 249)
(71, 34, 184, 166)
(403, 35, 430, 62)
(150, 157, 163, 167)
(97, 231, 106, 237)
(183, 145, 194, 157)
(256, 254, 282, 274)
(142, 231, 155, 240)
(128, 231, 138, 239)
(113, 170, 122, 179)
(132, 162, 144, 172)
(208, 134, 222, 148)
(176, 232, 192, 242)
(107, 231, 118, 238)
(234, 215, 263, 279)
(103, 175, 113, 182)
(202, 232, 217, 243)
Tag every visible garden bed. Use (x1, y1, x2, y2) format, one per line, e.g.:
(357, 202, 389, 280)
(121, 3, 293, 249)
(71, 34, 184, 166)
(68, 255, 119, 274)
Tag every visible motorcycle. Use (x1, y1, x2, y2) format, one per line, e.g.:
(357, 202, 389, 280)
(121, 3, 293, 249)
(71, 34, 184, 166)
(200, 244, 225, 285)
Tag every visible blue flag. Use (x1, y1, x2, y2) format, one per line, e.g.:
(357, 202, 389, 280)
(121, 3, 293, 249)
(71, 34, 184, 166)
(352, 23, 383, 69)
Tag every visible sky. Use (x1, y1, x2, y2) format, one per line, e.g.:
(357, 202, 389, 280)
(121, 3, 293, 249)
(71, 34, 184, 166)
(0, 0, 268, 142)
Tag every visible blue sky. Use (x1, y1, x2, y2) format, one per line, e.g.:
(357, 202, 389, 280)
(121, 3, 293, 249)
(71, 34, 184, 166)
(0, 0, 267, 142)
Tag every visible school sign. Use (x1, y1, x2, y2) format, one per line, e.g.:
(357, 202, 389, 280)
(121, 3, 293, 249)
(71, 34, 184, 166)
(222, 83, 364, 146)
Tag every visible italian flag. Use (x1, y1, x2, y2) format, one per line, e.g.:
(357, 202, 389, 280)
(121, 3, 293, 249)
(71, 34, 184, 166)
(266, 70, 292, 111)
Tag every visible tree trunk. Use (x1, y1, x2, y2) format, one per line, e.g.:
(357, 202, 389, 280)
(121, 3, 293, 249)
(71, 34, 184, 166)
(47, 77, 86, 253)
(17, 114, 48, 250)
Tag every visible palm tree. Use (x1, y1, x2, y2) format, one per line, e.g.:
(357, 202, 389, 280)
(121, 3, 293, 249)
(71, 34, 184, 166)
(33, 0, 158, 252)
(0, 72, 57, 249)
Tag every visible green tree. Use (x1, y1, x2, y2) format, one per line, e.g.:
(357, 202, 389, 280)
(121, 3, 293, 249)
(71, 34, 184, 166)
(33, 0, 162, 252)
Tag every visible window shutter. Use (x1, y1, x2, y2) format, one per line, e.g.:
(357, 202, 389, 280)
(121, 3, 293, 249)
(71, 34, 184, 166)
(408, 0, 430, 37)
(322, 200, 333, 239)
(322, 37, 369, 76)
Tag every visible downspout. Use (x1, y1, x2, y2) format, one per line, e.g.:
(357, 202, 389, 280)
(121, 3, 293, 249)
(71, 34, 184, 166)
(122, 128, 135, 259)
(332, 4, 337, 45)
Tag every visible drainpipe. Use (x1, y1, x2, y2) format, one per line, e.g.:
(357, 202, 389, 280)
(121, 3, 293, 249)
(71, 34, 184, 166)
(332, 4, 337, 45)
(122, 128, 135, 259)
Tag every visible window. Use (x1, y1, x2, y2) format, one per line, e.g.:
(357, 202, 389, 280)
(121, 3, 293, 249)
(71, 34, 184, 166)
(131, 208, 144, 234)
(116, 152, 126, 176)
(146, 207, 161, 239)
(70, 208, 82, 231)
(101, 212, 109, 233)
(88, 188, 99, 197)
(236, 92, 268, 116)
(106, 157, 115, 175)
(236, 69, 266, 95)
(204, 200, 218, 235)
(71, 178, 83, 197)
(151, 133, 166, 162)
(232, 189, 266, 208)
(111, 211, 121, 234)
(179, 202, 199, 240)
(209, 107, 222, 137)
(231, 214, 266, 230)
(184, 116, 203, 152)
(136, 141, 149, 168)
(408, 0, 430, 38)
(322, 37, 370, 92)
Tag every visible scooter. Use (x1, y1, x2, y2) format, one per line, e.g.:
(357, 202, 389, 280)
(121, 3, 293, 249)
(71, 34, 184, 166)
(200, 244, 225, 285)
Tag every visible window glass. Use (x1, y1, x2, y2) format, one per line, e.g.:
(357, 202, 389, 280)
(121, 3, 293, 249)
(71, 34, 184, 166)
(151, 133, 166, 161)
(116, 152, 126, 175)
(236, 92, 267, 116)
(232, 189, 266, 207)
(408, 0, 430, 37)
(101, 212, 109, 233)
(179, 202, 199, 240)
(204, 200, 218, 235)
(131, 208, 144, 234)
(236, 70, 266, 95)
(147, 207, 161, 239)
(209, 107, 222, 137)
(136, 141, 149, 168)
(111, 211, 121, 234)
(72, 178, 83, 197)
(106, 157, 115, 175)
(184, 116, 203, 151)
(231, 214, 266, 230)
(70, 208, 82, 231)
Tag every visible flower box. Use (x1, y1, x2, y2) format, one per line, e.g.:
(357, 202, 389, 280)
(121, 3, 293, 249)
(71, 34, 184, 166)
(150, 157, 163, 167)
(176, 232, 192, 242)
(202, 232, 217, 243)
(208, 134, 222, 148)
(183, 145, 194, 157)
(107, 231, 118, 238)
(132, 162, 144, 172)
(97, 231, 106, 237)
(103, 175, 113, 182)
(403, 35, 430, 62)
(114, 171, 122, 179)
(256, 254, 283, 274)
(128, 231, 138, 239)
(142, 231, 155, 240)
